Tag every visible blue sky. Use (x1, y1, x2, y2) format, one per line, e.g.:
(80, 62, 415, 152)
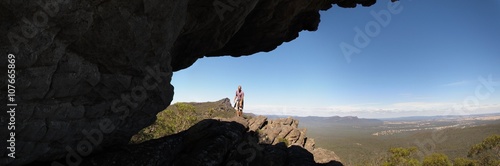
(172, 0, 500, 118)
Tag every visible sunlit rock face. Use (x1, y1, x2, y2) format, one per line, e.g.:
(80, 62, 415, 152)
(0, 0, 375, 165)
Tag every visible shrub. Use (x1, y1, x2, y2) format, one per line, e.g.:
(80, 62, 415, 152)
(453, 157, 478, 166)
(468, 134, 500, 157)
(422, 153, 451, 166)
(467, 134, 500, 166)
(277, 137, 290, 147)
(382, 147, 420, 166)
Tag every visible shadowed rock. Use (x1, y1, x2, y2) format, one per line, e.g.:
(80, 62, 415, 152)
(28, 103, 342, 165)
(29, 117, 343, 166)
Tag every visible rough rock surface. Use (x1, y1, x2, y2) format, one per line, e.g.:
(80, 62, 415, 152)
(1, 0, 377, 165)
(31, 116, 342, 166)
(250, 116, 341, 164)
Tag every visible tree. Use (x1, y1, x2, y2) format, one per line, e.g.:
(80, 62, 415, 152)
(453, 157, 477, 166)
(422, 153, 451, 166)
(467, 134, 500, 166)
(382, 147, 420, 166)
(468, 134, 500, 157)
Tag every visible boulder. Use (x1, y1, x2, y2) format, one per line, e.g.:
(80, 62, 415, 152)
(249, 115, 268, 131)
(305, 138, 316, 151)
(313, 148, 343, 164)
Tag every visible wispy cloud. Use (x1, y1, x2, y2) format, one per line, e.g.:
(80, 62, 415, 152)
(399, 93, 413, 97)
(442, 80, 470, 87)
(398, 93, 433, 100)
(245, 102, 500, 118)
(325, 102, 456, 113)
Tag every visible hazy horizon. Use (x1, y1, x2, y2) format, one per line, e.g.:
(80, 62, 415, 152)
(168, 99, 500, 118)
(172, 0, 500, 119)
(246, 110, 500, 119)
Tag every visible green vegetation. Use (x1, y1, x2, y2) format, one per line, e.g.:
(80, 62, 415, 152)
(130, 103, 198, 143)
(379, 134, 500, 166)
(468, 134, 500, 157)
(302, 119, 500, 165)
(277, 137, 290, 147)
(130, 100, 238, 144)
(382, 147, 420, 166)
(467, 134, 500, 166)
(452, 157, 477, 166)
(129, 102, 500, 166)
(422, 153, 451, 166)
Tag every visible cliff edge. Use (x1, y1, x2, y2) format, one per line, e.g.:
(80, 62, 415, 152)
(46, 116, 343, 166)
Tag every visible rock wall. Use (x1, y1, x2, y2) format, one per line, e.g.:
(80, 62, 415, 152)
(0, 0, 376, 165)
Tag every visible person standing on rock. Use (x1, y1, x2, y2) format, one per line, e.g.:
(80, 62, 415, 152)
(233, 85, 245, 117)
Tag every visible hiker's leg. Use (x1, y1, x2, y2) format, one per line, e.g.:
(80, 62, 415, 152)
(236, 106, 239, 116)
(240, 100, 244, 116)
(235, 99, 240, 116)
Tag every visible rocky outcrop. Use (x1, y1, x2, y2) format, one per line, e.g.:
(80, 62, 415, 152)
(249, 116, 341, 164)
(30, 116, 342, 166)
(1, 0, 379, 165)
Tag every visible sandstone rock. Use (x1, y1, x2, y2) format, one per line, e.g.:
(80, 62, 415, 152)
(24, 111, 344, 165)
(245, 116, 342, 165)
(174, 120, 247, 166)
(275, 125, 294, 144)
(217, 98, 234, 111)
(287, 145, 317, 166)
(265, 126, 282, 145)
(18, 120, 46, 142)
(283, 117, 294, 126)
(305, 138, 316, 151)
(32, 119, 340, 166)
(313, 148, 342, 164)
(296, 128, 307, 146)
(218, 116, 249, 129)
(259, 143, 288, 166)
(286, 128, 302, 144)
(248, 115, 268, 131)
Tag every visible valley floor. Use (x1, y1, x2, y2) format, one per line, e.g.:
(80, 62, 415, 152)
(298, 115, 500, 165)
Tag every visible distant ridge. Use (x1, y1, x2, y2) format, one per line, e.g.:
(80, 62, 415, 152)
(264, 115, 384, 126)
(264, 112, 500, 122)
(379, 112, 500, 121)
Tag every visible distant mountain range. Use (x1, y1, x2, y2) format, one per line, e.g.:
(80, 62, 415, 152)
(262, 112, 500, 123)
(379, 112, 500, 121)
(264, 115, 384, 127)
